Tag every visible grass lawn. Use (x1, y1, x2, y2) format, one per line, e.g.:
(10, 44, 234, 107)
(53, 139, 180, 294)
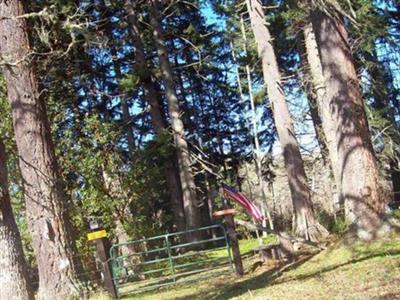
(118, 234, 400, 300)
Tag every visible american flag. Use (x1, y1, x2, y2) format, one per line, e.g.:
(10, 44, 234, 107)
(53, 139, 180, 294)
(222, 184, 263, 221)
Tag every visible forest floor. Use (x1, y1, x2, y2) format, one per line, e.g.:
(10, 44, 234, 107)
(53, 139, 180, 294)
(115, 234, 400, 300)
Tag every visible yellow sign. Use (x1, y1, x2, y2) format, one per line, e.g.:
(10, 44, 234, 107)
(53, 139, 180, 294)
(87, 230, 107, 241)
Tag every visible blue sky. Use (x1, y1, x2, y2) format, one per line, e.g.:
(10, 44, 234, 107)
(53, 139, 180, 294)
(200, 2, 320, 156)
(200, 1, 400, 157)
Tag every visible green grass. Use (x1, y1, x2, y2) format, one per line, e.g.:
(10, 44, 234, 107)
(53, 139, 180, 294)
(115, 238, 263, 299)
(114, 235, 400, 300)
(113, 238, 273, 298)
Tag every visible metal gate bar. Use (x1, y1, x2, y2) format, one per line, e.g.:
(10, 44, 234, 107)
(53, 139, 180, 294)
(109, 224, 234, 298)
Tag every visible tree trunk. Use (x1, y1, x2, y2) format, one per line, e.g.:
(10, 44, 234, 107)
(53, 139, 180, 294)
(311, 10, 388, 238)
(302, 21, 342, 214)
(0, 1, 87, 298)
(308, 93, 328, 162)
(0, 138, 34, 300)
(238, 15, 274, 231)
(297, 35, 330, 166)
(243, 37, 274, 232)
(180, 47, 215, 230)
(149, 1, 202, 236)
(101, 169, 136, 260)
(246, 0, 328, 242)
(390, 160, 400, 207)
(125, 0, 186, 232)
(361, 50, 400, 208)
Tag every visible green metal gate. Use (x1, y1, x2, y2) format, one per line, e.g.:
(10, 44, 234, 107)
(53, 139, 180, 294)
(109, 224, 234, 298)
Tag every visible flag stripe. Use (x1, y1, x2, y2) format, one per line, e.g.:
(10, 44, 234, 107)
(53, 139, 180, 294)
(224, 189, 250, 209)
(222, 185, 263, 221)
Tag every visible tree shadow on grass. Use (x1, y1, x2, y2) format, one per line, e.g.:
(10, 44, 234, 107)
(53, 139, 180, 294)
(272, 249, 400, 287)
(175, 253, 317, 300)
(175, 248, 400, 300)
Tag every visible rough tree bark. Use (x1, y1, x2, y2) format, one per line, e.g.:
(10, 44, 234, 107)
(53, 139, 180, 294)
(125, 0, 186, 232)
(311, 10, 388, 238)
(180, 46, 216, 230)
(101, 169, 136, 260)
(297, 35, 330, 166)
(246, 0, 328, 242)
(149, 1, 203, 236)
(362, 50, 400, 207)
(239, 15, 274, 231)
(0, 138, 33, 300)
(0, 0, 87, 298)
(302, 21, 342, 213)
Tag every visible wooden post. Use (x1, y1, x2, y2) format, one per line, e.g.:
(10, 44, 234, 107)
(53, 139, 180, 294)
(223, 198, 244, 276)
(95, 237, 118, 299)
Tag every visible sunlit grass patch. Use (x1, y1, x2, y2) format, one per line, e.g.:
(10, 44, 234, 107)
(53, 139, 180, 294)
(119, 235, 400, 300)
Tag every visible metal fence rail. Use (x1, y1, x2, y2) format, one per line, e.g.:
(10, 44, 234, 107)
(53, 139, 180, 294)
(109, 224, 234, 298)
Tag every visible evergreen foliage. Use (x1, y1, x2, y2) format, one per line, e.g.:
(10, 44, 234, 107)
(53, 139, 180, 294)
(0, 0, 399, 297)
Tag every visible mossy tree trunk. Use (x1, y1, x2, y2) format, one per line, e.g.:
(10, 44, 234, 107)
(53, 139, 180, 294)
(0, 0, 87, 297)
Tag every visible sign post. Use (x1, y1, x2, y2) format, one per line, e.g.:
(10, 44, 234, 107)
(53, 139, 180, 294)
(88, 219, 118, 298)
(213, 200, 244, 276)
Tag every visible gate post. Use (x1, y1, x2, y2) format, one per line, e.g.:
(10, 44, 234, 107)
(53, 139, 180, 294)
(165, 235, 176, 282)
(95, 237, 118, 298)
(87, 219, 118, 299)
(223, 198, 244, 276)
